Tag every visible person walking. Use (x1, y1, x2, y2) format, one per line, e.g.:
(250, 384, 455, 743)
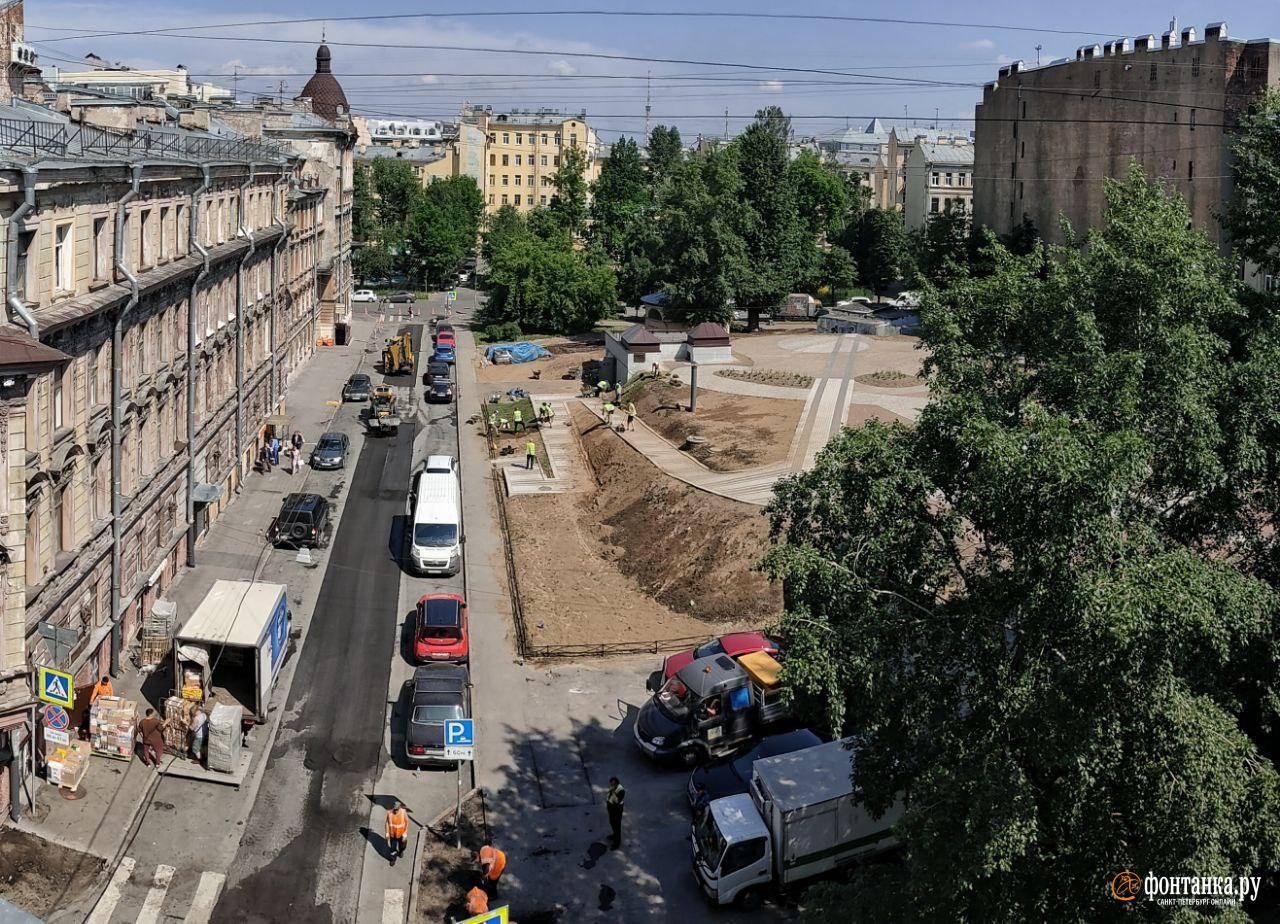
(626, 401, 637, 431)
(269, 435, 281, 466)
(524, 440, 537, 471)
(292, 445, 304, 475)
(478, 844, 507, 898)
(291, 431, 304, 456)
(385, 801, 409, 866)
(606, 776, 626, 849)
(189, 708, 208, 763)
(138, 708, 165, 769)
(512, 407, 525, 432)
(258, 444, 272, 474)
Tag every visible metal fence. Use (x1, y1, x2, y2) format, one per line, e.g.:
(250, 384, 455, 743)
(0, 118, 289, 163)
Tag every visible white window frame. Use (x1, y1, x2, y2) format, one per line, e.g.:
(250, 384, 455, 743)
(55, 222, 73, 292)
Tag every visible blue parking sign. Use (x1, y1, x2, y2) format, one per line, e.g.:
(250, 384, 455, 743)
(444, 719, 474, 747)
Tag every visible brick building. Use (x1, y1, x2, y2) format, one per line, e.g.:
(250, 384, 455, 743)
(974, 22, 1280, 257)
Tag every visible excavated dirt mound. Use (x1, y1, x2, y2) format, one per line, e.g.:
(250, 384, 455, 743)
(0, 828, 103, 917)
(574, 404, 782, 623)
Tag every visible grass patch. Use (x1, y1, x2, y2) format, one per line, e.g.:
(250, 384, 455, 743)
(856, 369, 923, 388)
(716, 368, 813, 389)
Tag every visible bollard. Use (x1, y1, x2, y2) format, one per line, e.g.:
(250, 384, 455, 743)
(689, 361, 699, 412)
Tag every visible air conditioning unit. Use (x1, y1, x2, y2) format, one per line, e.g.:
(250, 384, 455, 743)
(9, 42, 38, 68)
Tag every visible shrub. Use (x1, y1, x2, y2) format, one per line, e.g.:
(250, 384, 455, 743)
(480, 322, 522, 343)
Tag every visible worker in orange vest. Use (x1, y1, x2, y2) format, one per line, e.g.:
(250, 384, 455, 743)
(385, 801, 409, 867)
(465, 879, 489, 916)
(478, 844, 507, 896)
(89, 675, 114, 704)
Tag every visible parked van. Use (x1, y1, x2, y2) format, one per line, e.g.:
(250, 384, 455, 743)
(407, 469, 462, 575)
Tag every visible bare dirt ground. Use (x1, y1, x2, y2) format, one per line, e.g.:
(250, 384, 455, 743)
(0, 829, 103, 918)
(501, 405, 781, 650)
(634, 382, 804, 472)
(416, 793, 505, 924)
(474, 337, 605, 389)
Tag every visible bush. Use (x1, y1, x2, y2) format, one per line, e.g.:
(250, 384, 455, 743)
(479, 322, 522, 343)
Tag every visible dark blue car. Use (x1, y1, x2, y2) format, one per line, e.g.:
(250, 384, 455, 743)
(686, 728, 823, 808)
(432, 343, 456, 365)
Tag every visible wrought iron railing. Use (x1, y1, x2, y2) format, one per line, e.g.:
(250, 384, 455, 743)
(0, 118, 290, 163)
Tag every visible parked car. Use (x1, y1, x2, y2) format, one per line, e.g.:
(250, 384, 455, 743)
(647, 632, 783, 692)
(405, 663, 471, 765)
(309, 431, 349, 470)
(432, 343, 456, 365)
(413, 593, 469, 663)
(891, 291, 921, 308)
(687, 728, 823, 807)
(421, 454, 458, 476)
(267, 493, 331, 548)
(427, 379, 454, 404)
(432, 323, 454, 344)
(457, 270, 471, 285)
(387, 291, 416, 304)
(422, 361, 450, 387)
(342, 373, 372, 402)
(435, 330, 456, 348)
(352, 289, 378, 303)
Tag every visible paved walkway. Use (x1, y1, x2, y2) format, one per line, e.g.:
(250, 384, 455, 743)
(500, 399, 581, 496)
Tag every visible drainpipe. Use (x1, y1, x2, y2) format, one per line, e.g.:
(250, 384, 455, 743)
(270, 170, 288, 412)
(110, 163, 143, 677)
(5, 167, 39, 340)
(186, 163, 212, 566)
(235, 165, 256, 483)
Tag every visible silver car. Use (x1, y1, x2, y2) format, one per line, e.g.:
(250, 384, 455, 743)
(309, 432, 349, 470)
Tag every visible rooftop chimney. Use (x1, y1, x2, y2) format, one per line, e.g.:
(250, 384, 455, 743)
(1134, 34, 1155, 52)
(1181, 26, 1197, 44)
(1205, 22, 1226, 41)
(1161, 31, 1175, 49)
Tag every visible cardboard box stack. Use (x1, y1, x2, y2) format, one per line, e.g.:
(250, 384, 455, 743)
(206, 703, 242, 773)
(180, 665, 204, 701)
(47, 740, 91, 789)
(89, 696, 138, 761)
(163, 696, 200, 752)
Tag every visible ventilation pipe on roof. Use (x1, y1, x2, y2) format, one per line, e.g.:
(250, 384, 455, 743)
(5, 167, 39, 341)
(186, 162, 211, 566)
(110, 162, 143, 677)
(234, 164, 256, 486)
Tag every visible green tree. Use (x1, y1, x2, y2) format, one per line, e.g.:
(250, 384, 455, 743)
(646, 124, 684, 188)
(787, 150, 850, 239)
(352, 163, 377, 242)
(909, 210, 970, 289)
(767, 167, 1280, 921)
(369, 159, 422, 230)
(1225, 89, 1280, 277)
(548, 146, 590, 237)
(590, 136, 657, 304)
(854, 209, 909, 297)
(818, 245, 856, 300)
(484, 233, 617, 332)
(402, 176, 484, 287)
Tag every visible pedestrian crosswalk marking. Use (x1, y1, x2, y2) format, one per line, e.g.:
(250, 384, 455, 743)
(382, 888, 405, 924)
(85, 856, 135, 924)
(183, 871, 226, 924)
(135, 864, 175, 924)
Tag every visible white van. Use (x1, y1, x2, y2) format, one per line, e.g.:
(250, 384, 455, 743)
(407, 469, 462, 575)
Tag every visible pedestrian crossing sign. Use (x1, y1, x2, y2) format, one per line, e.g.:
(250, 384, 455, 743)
(37, 667, 74, 708)
(447, 290, 457, 302)
(458, 905, 508, 924)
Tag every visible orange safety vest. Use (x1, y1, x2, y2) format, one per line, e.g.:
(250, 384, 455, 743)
(90, 680, 113, 704)
(465, 886, 489, 915)
(479, 845, 507, 881)
(386, 808, 408, 839)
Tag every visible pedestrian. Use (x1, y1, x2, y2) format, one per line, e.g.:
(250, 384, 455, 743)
(606, 776, 626, 849)
(138, 708, 165, 769)
(478, 844, 507, 898)
(543, 401, 556, 423)
(512, 407, 525, 432)
(291, 431, 304, 455)
(385, 801, 409, 866)
(525, 439, 537, 471)
(626, 401, 637, 431)
(189, 708, 208, 763)
(258, 444, 272, 474)
(269, 435, 281, 466)
(465, 879, 490, 916)
(292, 446, 304, 475)
(603, 402, 616, 428)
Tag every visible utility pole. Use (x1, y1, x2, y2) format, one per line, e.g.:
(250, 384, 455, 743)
(644, 71, 652, 137)
(934, 107, 939, 129)
(233, 65, 240, 104)
(724, 108, 729, 140)
(277, 80, 285, 106)
(1035, 44, 1043, 65)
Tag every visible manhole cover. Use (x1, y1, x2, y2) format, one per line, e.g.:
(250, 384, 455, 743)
(59, 786, 88, 801)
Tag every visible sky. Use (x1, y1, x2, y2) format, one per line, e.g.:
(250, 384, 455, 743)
(19, 1, 1280, 143)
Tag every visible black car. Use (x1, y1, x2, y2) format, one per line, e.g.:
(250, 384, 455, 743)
(405, 664, 471, 765)
(387, 291, 416, 304)
(342, 374, 372, 402)
(686, 728, 823, 807)
(422, 362, 450, 387)
(309, 431, 349, 470)
(427, 379, 454, 404)
(267, 493, 331, 548)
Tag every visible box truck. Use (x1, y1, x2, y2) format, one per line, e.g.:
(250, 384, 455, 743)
(692, 738, 903, 909)
(173, 581, 292, 724)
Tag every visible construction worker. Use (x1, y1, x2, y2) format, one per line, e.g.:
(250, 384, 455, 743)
(606, 776, 626, 849)
(512, 407, 525, 432)
(89, 675, 113, 704)
(525, 440, 537, 471)
(385, 801, 409, 867)
(603, 402, 616, 428)
(596, 379, 610, 398)
(465, 879, 490, 916)
(626, 401, 637, 431)
(478, 844, 507, 897)
(542, 401, 556, 423)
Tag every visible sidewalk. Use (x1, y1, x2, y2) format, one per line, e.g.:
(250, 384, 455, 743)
(501, 399, 581, 496)
(18, 328, 373, 866)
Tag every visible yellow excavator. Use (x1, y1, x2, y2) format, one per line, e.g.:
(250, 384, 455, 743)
(368, 384, 402, 433)
(381, 332, 415, 375)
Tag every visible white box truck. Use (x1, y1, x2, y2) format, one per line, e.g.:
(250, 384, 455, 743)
(172, 581, 292, 724)
(692, 738, 903, 909)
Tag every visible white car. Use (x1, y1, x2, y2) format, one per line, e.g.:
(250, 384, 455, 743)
(352, 289, 378, 303)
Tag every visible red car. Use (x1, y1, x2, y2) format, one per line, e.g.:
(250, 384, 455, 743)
(414, 594, 469, 664)
(645, 632, 782, 692)
(435, 330, 456, 347)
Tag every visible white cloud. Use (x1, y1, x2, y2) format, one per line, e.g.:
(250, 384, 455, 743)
(962, 38, 996, 50)
(758, 80, 785, 92)
(418, 74, 440, 84)
(222, 59, 297, 77)
(548, 59, 577, 76)
(995, 54, 1017, 65)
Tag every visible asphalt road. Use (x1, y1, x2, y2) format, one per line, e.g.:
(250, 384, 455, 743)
(212, 326, 423, 923)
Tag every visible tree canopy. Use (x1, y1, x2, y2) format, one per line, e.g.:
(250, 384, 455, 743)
(767, 166, 1280, 921)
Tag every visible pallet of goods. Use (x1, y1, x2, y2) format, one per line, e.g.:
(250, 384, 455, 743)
(89, 695, 138, 762)
(162, 696, 200, 752)
(206, 703, 242, 774)
(47, 740, 91, 791)
(140, 601, 177, 669)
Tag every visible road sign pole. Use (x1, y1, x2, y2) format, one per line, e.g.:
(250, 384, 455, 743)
(455, 763, 463, 848)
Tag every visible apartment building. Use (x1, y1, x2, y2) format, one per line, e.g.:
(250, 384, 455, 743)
(974, 22, 1280, 250)
(904, 144, 975, 230)
(832, 119, 972, 211)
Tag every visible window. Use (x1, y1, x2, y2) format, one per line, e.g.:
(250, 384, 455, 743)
(540, 195, 547, 205)
(554, 155, 561, 167)
(514, 194, 521, 205)
(140, 209, 152, 265)
(1020, 100, 1026, 119)
(945, 172, 953, 186)
(1190, 109, 1196, 131)
(1150, 62, 1158, 82)
(1020, 141, 1025, 159)
(1012, 120, 1018, 139)
(554, 133, 562, 145)
(93, 455, 107, 522)
(88, 348, 99, 407)
(527, 175, 534, 187)
(489, 175, 495, 186)
(502, 175, 509, 186)
(159, 206, 169, 258)
(1093, 70, 1101, 89)
(1188, 160, 1194, 180)
(502, 154, 509, 166)
(489, 154, 495, 166)
(721, 838, 768, 876)
(502, 133, 509, 144)
(540, 133, 548, 144)
(540, 154, 548, 166)
(930, 197, 939, 213)
(514, 175, 521, 186)
(54, 482, 70, 553)
(501, 194, 509, 205)
(1192, 56, 1201, 77)
(93, 217, 108, 280)
(570, 132, 578, 145)
(1009, 200, 1015, 219)
(488, 194, 494, 205)
(14, 231, 32, 302)
(55, 223, 73, 292)
(515, 154, 522, 166)
(1019, 180, 1025, 199)
(53, 367, 65, 430)
(516, 133, 523, 144)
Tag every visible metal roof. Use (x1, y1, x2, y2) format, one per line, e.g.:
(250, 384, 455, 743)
(913, 143, 975, 167)
(677, 654, 745, 697)
(752, 738, 857, 812)
(709, 793, 769, 839)
(177, 581, 286, 648)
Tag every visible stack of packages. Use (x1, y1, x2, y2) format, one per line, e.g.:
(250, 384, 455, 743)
(180, 666, 203, 701)
(89, 696, 138, 761)
(140, 601, 177, 669)
(206, 703, 242, 773)
(163, 696, 199, 753)
(47, 741, 90, 788)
